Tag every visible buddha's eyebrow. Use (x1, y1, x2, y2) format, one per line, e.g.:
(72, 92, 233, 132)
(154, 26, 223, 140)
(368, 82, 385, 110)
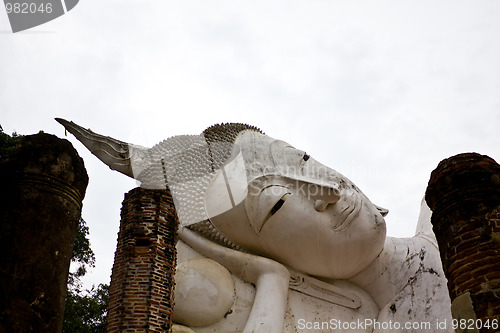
(259, 184, 289, 194)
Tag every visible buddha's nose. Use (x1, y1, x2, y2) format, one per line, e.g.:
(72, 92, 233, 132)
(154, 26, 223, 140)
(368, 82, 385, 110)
(313, 186, 341, 212)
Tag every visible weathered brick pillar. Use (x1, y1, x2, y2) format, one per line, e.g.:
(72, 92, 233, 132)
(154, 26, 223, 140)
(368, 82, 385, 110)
(107, 187, 179, 333)
(426, 153, 500, 331)
(0, 133, 88, 333)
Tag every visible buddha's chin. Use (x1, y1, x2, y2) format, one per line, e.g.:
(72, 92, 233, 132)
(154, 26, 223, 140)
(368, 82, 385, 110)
(289, 251, 377, 280)
(286, 229, 386, 279)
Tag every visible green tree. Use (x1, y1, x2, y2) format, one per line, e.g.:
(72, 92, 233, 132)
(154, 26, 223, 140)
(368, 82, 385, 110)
(68, 217, 96, 287)
(63, 219, 109, 333)
(0, 126, 22, 161)
(63, 280, 109, 333)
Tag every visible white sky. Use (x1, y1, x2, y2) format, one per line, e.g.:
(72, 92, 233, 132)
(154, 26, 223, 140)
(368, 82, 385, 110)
(2, 1, 500, 289)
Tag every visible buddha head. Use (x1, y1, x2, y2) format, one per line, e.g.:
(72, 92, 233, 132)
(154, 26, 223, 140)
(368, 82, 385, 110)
(56, 119, 387, 280)
(202, 129, 387, 279)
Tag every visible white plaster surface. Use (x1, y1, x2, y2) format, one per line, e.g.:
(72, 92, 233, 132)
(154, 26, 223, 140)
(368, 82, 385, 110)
(173, 258, 235, 327)
(175, 221, 453, 333)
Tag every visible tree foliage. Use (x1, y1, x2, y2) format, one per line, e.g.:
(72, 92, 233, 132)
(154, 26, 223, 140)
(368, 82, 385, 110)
(63, 218, 109, 333)
(0, 125, 22, 161)
(63, 283, 109, 333)
(68, 217, 96, 286)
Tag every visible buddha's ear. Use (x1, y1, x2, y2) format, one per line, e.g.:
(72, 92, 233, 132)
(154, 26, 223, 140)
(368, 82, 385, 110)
(205, 149, 248, 221)
(375, 204, 389, 217)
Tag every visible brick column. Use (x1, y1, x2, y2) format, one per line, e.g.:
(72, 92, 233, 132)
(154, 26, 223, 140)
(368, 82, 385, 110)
(107, 188, 179, 333)
(426, 153, 500, 331)
(0, 133, 88, 333)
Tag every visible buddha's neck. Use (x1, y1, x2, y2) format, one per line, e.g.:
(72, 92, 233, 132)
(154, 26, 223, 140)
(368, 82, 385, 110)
(348, 236, 420, 309)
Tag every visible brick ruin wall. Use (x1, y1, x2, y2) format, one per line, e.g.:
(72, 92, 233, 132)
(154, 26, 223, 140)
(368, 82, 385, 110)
(426, 153, 500, 332)
(107, 187, 179, 333)
(444, 211, 500, 319)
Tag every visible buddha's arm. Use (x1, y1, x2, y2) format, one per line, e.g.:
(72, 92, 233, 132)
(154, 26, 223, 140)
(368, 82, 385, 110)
(178, 227, 290, 333)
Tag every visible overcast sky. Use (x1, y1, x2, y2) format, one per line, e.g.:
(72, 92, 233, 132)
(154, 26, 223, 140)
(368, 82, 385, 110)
(2, 1, 500, 289)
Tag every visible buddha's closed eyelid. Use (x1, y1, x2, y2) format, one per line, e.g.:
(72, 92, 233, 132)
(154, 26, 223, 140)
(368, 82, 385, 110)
(283, 146, 308, 164)
(245, 185, 291, 235)
(270, 194, 288, 215)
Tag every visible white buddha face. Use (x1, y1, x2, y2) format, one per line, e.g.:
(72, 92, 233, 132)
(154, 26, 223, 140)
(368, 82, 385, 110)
(205, 131, 387, 279)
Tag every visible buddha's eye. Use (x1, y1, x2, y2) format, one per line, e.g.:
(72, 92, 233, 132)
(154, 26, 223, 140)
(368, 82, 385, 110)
(245, 185, 290, 235)
(270, 195, 287, 215)
(281, 146, 309, 166)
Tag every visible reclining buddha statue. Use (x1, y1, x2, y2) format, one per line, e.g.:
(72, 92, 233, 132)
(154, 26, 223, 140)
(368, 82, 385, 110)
(56, 119, 453, 333)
